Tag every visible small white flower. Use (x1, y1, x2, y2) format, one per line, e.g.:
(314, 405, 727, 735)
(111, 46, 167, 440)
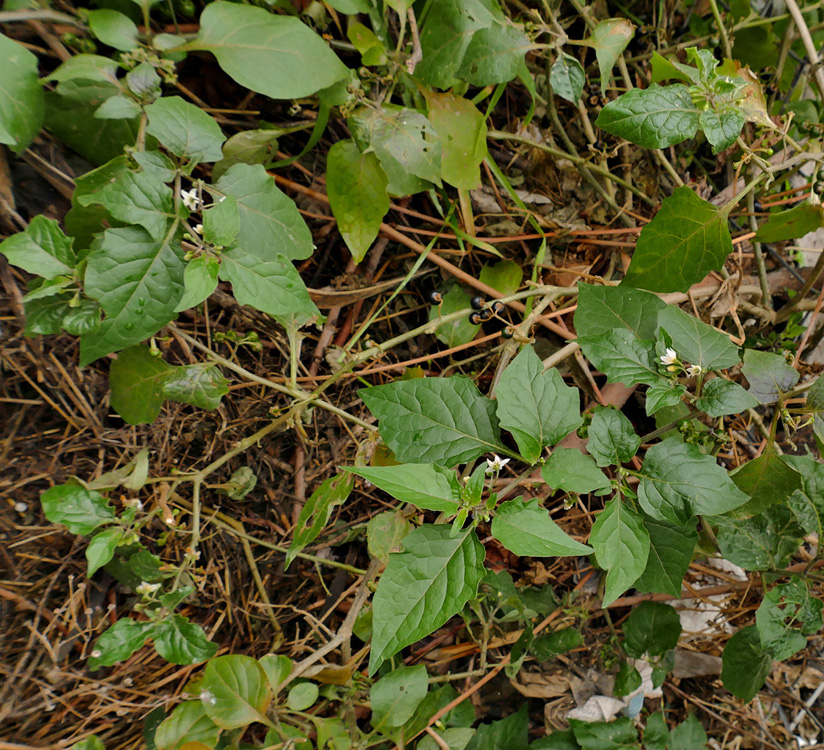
(660, 348, 678, 366)
(184, 546, 201, 560)
(686, 364, 703, 377)
(485, 455, 510, 473)
(192, 223, 203, 235)
(91, 649, 102, 658)
(135, 581, 161, 597)
(13, 501, 27, 513)
(180, 188, 200, 212)
(123, 497, 143, 511)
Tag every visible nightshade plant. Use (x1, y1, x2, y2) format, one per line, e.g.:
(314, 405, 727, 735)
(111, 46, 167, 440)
(4, 0, 824, 746)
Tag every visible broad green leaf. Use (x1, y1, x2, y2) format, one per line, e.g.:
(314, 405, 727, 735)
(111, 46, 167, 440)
(200, 193, 239, 249)
(212, 129, 280, 181)
(713, 505, 805, 571)
(643, 712, 670, 750)
(87, 9, 139, 51)
(65, 300, 103, 336)
(596, 84, 699, 149)
(426, 91, 487, 190)
(89, 617, 156, 668)
(418, 728, 475, 750)
(0, 32, 45, 153)
(645, 379, 686, 415)
(657, 305, 740, 370)
(190, 2, 349, 99)
(286, 473, 354, 567)
(214, 163, 314, 261)
(218, 247, 319, 326)
(465, 703, 528, 750)
(577, 328, 664, 387)
(528, 730, 578, 749)
(587, 18, 635, 91)
(155, 701, 221, 750)
(742, 349, 799, 404)
(491, 497, 593, 557)
(574, 283, 666, 340)
(569, 716, 638, 750)
(650, 51, 693, 84)
(200, 654, 272, 729)
(695, 378, 759, 417)
(496, 345, 582, 462)
(531, 628, 584, 660)
(259, 654, 292, 692)
(80, 225, 185, 366)
(784, 454, 824, 537)
(326, 139, 388, 263)
(586, 406, 640, 468)
(287, 682, 319, 711)
(23, 295, 72, 336)
(145, 96, 225, 163)
(622, 187, 734, 293)
(161, 364, 229, 411)
(348, 21, 387, 65)
(174, 256, 220, 312)
(589, 498, 649, 606)
(69, 737, 105, 750)
(0, 215, 76, 279)
(542, 448, 610, 494)
(721, 626, 772, 701)
(428, 286, 478, 348)
(110, 345, 175, 424)
(756, 577, 823, 661)
(41, 484, 116, 535)
(360, 377, 503, 467)
(126, 548, 172, 582)
(755, 201, 824, 243)
(367, 510, 411, 564)
(459, 24, 532, 86)
(65, 155, 131, 249)
(669, 714, 707, 749)
(370, 524, 485, 673)
(731, 446, 802, 517)
(550, 52, 585, 103)
(344, 464, 462, 514)
(613, 661, 642, 697)
(638, 439, 749, 523)
(154, 615, 218, 664)
(479, 259, 523, 296)
(86, 528, 124, 577)
(634, 518, 697, 597)
(622, 601, 681, 657)
(371, 665, 429, 730)
(95, 95, 141, 120)
(699, 107, 745, 153)
(43, 53, 119, 86)
(77, 168, 173, 241)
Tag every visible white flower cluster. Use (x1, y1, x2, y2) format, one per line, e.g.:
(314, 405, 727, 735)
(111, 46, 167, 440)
(659, 348, 703, 377)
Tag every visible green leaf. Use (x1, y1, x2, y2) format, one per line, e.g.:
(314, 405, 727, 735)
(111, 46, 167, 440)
(348, 21, 387, 65)
(174, 256, 220, 312)
(367, 510, 412, 564)
(459, 24, 532, 86)
(694, 378, 759, 417)
(466, 703, 528, 750)
(428, 286, 478, 348)
(215, 163, 314, 261)
(161, 363, 229, 411)
(23, 295, 71, 335)
(89, 617, 156, 669)
(69, 737, 106, 750)
(634, 518, 697, 597)
(637, 439, 750, 523)
(569, 716, 638, 750)
(200, 654, 272, 729)
(699, 107, 745, 153)
(479, 259, 523, 296)
(595, 84, 699, 149)
(77, 168, 173, 241)
(286, 473, 354, 567)
(64, 299, 104, 336)
(0, 32, 45, 153)
(575, 283, 666, 340)
(577, 328, 664, 387)
(496, 345, 582, 462)
(784, 454, 824, 537)
(756, 576, 823, 661)
(287, 682, 319, 711)
(86, 528, 124, 577)
(87, 9, 139, 51)
(643, 712, 669, 750)
(550, 52, 585, 103)
(326, 139, 389, 263)
(371, 665, 429, 730)
(0, 215, 76, 279)
(529, 730, 578, 749)
(622, 187, 734, 293)
(731, 446, 802, 517)
(218, 247, 319, 326)
(650, 51, 693, 84)
(622, 601, 681, 657)
(65, 155, 131, 249)
(657, 305, 740, 370)
(588, 18, 635, 91)
(155, 701, 221, 750)
(741, 349, 799, 404)
(645, 379, 686, 415)
(212, 129, 280, 181)
(669, 714, 707, 749)
(155, 615, 218, 665)
(201, 193, 239, 249)
(713, 505, 805, 571)
(491, 497, 593, 557)
(344, 464, 462, 514)
(426, 91, 488, 190)
(721, 625, 772, 701)
(110, 345, 174, 424)
(41, 484, 116, 535)
(418, 729, 475, 750)
(360, 377, 503, 467)
(613, 661, 641, 697)
(259, 654, 292, 692)
(586, 406, 640, 467)
(755, 201, 824, 243)
(80, 225, 185, 366)
(542, 448, 610, 494)
(145, 96, 226, 163)
(589, 498, 649, 607)
(370, 524, 485, 673)
(95, 95, 141, 120)
(190, 2, 349, 99)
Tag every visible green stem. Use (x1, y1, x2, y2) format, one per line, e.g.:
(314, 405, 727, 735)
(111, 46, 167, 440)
(707, 0, 732, 58)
